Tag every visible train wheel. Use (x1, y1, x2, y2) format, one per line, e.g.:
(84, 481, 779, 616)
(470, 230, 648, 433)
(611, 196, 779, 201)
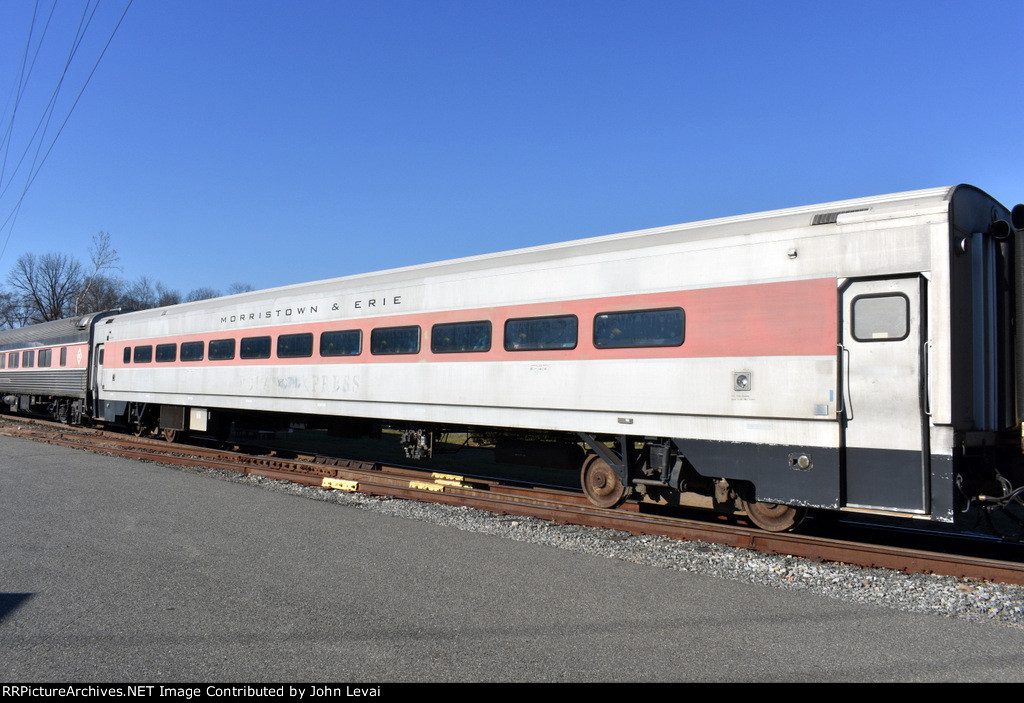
(161, 428, 180, 443)
(741, 499, 806, 532)
(581, 453, 627, 508)
(132, 422, 147, 437)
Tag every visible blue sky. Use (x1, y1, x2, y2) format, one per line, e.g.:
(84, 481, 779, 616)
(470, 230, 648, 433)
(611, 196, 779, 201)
(1, 0, 1022, 296)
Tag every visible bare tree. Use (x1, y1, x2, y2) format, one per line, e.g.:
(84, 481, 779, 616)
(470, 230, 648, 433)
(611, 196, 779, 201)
(76, 274, 123, 314)
(2, 232, 248, 325)
(155, 282, 182, 307)
(74, 232, 121, 315)
(6, 251, 84, 322)
(186, 286, 221, 302)
(0, 289, 31, 329)
(121, 275, 159, 311)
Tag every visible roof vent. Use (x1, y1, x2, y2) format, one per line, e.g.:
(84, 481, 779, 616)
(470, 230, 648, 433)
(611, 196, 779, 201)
(811, 208, 869, 225)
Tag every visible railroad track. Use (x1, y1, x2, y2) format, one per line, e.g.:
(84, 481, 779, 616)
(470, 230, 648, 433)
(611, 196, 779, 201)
(3, 414, 1023, 587)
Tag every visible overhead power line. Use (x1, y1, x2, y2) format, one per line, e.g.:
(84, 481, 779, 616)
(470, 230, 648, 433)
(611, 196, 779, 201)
(0, 0, 134, 264)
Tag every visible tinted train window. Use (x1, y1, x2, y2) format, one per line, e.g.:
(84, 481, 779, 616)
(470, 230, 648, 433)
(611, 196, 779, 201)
(277, 333, 313, 358)
(8, 352, 17, 369)
(504, 315, 578, 351)
(0, 355, 4, 369)
(133, 345, 152, 363)
(240, 336, 271, 359)
(209, 339, 236, 361)
(431, 321, 491, 353)
(852, 294, 909, 342)
(38, 349, 52, 367)
(123, 347, 131, 363)
(155, 343, 177, 363)
(60, 347, 67, 366)
(370, 326, 420, 355)
(22, 350, 35, 367)
(180, 341, 204, 362)
(594, 308, 685, 349)
(320, 330, 361, 357)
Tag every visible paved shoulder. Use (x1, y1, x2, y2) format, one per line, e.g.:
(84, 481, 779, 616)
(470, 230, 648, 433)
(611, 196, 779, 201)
(1, 437, 1022, 682)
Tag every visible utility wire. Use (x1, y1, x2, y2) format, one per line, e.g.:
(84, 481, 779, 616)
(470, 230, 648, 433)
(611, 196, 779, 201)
(0, 0, 45, 189)
(0, 0, 60, 187)
(0, 0, 100, 205)
(0, 0, 133, 264)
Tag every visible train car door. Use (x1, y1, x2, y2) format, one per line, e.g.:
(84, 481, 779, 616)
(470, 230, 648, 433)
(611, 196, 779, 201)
(840, 277, 929, 513)
(90, 343, 104, 416)
(92, 343, 104, 390)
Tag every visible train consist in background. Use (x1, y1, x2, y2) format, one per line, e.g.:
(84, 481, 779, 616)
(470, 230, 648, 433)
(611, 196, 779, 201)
(3, 185, 1024, 534)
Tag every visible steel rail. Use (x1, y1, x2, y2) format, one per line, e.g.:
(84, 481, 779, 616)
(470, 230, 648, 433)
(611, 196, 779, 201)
(3, 416, 1023, 587)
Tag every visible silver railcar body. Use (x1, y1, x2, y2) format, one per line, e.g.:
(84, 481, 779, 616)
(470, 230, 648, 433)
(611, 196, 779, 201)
(0, 312, 113, 422)
(6, 184, 1022, 530)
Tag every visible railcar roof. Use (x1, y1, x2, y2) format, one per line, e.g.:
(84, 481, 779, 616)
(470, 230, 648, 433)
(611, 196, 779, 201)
(0, 311, 110, 349)
(117, 185, 971, 321)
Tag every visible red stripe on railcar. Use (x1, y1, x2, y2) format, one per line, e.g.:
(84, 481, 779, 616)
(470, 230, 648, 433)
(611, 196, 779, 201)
(0, 343, 89, 369)
(104, 278, 837, 369)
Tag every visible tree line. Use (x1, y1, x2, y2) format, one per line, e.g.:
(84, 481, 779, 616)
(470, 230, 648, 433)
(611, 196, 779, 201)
(0, 232, 252, 329)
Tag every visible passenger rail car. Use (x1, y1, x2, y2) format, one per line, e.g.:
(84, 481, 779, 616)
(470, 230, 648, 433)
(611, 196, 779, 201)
(3, 185, 1024, 534)
(0, 311, 116, 424)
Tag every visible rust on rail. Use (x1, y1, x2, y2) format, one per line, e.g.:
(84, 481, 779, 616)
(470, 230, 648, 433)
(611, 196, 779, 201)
(2, 416, 1023, 587)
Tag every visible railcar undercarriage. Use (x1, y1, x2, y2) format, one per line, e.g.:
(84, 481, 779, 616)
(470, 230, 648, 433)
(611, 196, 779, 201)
(2, 394, 88, 426)
(398, 424, 809, 532)
(4, 393, 1021, 536)
(955, 441, 1024, 540)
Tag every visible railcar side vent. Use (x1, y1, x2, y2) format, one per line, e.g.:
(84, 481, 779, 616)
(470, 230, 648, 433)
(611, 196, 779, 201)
(811, 208, 869, 225)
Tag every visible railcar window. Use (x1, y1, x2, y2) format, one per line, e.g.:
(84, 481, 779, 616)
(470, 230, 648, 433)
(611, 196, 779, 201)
(180, 341, 204, 362)
(240, 336, 272, 359)
(8, 352, 17, 368)
(594, 308, 685, 348)
(370, 326, 420, 355)
(133, 345, 153, 363)
(60, 347, 67, 366)
(38, 349, 52, 367)
(22, 350, 34, 368)
(431, 321, 491, 354)
(277, 333, 313, 358)
(852, 294, 909, 342)
(209, 339, 236, 361)
(504, 315, 578, 351)
(0, 355, 4, 369)
(123, 347, 131, 363)
(155, 343, 177, 363)
(320, 330, 361, 357)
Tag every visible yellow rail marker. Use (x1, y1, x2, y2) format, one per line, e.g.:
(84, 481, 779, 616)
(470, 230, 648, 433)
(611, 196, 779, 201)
(409, 480, 445, 492)
(434, 479, 471, 488)
(431, 472, 465, 482)
(322, 477, 358, 491)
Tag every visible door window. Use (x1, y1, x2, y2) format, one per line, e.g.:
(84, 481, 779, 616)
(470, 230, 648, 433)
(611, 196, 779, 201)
(851, 294, 909, 342)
